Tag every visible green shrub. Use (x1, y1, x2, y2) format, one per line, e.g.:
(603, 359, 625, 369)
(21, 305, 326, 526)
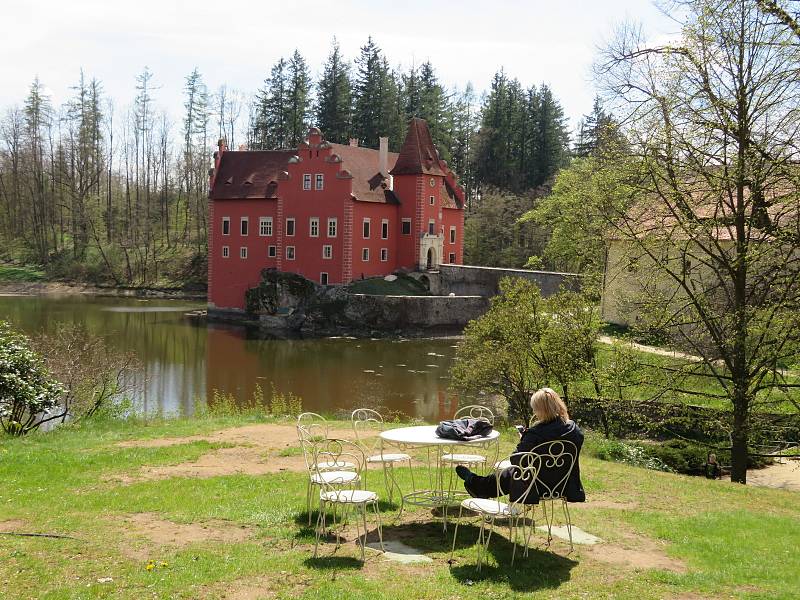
(595, 438, 674, 472)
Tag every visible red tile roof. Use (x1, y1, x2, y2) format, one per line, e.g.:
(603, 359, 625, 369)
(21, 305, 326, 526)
(329, 143, 400, 204)
(390, 117, 446, 177)
(211, 150, 294, 199)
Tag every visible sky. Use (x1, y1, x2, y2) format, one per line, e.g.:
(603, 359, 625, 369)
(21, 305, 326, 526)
(1, 0, 678, 137)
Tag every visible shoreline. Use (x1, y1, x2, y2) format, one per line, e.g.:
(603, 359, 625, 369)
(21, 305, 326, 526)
(0, 280, 207, 301)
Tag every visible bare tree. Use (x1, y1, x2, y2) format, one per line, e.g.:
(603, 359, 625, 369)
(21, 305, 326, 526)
(597, 0, 800, 482)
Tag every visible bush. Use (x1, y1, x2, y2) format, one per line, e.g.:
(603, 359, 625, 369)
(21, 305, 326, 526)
(0, 321, 64, 435)
(594, 439, 674, 472)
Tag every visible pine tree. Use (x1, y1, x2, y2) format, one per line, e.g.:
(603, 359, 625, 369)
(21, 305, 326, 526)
(315, 38, 352, 143)
(251, 58, 289, 149)
(352, 37, 385, 148)
(286, 50, 311, 146)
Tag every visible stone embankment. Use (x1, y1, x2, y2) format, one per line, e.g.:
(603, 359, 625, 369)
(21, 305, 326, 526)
(0, 281, 206, 300)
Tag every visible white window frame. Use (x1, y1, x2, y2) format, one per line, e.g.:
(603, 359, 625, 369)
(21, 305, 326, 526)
(222, 245, 229, 258)
(240, 246, 248, 259)
(240, 217, 249, 236)
(362, 248, 369, 262)
(309, 217, 319, 237)
(327, 218, 337, 238)
(429, 195, 435, 205)
(320, 272, 329, 285)
(315, 173, 324, 190)
(381, 219, 389, 240)
(303, 174, 312, 190)
(285, 218, 296, 237)
(449, 226, 456, 244)
(380, 248, 388, 262)
(222, 217, 230, 236)
(259, 216, 273, 236)
(268, 245, 276, 258)
(362, 218, 370, 239)
(428, 220, 435, 235)
(401, 218, 411, 235)
(286, 246, 296, 260)
(322, 245, 333, 260)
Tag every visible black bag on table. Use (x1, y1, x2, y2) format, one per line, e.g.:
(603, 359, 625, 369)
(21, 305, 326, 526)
(435, 418, 493, 441)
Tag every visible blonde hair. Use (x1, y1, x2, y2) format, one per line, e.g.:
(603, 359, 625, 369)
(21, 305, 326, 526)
(530, 388, 570, 424)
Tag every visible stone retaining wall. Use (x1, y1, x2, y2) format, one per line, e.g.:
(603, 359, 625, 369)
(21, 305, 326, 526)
(430, 264, 582, 297)
(343, 293, 489, 330)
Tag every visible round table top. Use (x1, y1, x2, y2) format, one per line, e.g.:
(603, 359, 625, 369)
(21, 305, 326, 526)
(379, 425, 500, 446)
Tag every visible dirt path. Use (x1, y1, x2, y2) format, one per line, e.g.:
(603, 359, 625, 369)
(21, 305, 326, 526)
(727, 460, 800, 492)
(112, 423, 370, 483)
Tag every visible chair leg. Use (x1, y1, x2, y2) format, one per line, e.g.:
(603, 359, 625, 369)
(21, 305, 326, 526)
(373, 500, 385, 552)
(382, 461, 392, 504)
(306, 480, 313, 526)
(449, 504, 464, 564)
(562, 499, 573, 553)
(314, 498, 326, 557)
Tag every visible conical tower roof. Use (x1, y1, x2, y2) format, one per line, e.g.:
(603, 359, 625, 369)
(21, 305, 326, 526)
(389, 117, 446, 176)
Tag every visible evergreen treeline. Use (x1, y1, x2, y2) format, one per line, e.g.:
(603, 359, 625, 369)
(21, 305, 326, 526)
(0, 37, 574, 284)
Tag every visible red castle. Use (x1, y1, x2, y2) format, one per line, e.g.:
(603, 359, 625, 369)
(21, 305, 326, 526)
(208, 118, 465, 310)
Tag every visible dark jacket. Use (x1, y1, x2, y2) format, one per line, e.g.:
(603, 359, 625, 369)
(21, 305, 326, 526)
(435, 418, 493, 441)
(507, 418, 586, 503)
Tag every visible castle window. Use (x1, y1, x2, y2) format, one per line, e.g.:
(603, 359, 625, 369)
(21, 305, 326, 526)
(401, 219, 411, 235)
(286, 246, 296, 260)
(450, 226, 456, 244)
(222, 217, 230, 236)
(322, 245, 333, 259)
(380, 248, 388, 262)
(259, 217, 272, 236)
(240, 217, 248, 236)
(303, 174, 312, 190)
(222, 245, 229, 258)
(449, 252, 456, 263)
(286, 218, 295, 236)
(240, 246, 248, 259)
(315, 174, 324, 190)
(327, 218, 337, 238)
(320, 272, 329, 285)
(363, 218, 370, 239)
(310, 217, 319, 237)
(430, 195, 435, 205)
(268, 245, 276, 258)
(428, 220, 435, 235)
(381, 219, 389, 239)
(362, 248, 369, 261)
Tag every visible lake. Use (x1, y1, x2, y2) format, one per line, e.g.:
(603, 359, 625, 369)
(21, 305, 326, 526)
(0, 294, 463, 421)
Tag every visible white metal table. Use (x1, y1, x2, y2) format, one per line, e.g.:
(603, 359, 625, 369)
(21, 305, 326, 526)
(379, 425, 500, 529)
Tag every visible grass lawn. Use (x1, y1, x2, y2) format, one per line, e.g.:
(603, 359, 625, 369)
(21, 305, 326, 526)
(1, 415, 798, 599)
(0, 264, 45, 282)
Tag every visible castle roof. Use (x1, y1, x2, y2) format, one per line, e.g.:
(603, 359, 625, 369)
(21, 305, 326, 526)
(390, 117, 447, 177)
(210, 150, 294, 200)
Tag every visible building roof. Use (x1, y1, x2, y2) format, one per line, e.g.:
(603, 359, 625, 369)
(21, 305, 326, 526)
(211, 150, 295, 200)
(390, 117, 447, 177)
(329, 143, 400, 204)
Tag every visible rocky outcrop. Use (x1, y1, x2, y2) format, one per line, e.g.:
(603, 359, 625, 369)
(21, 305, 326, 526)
(241, 269, 487, 336)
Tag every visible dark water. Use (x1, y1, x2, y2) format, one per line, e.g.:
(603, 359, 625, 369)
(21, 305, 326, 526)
(0, 294, 461, 421)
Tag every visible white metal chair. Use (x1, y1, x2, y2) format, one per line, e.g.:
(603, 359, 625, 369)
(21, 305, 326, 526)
(441, 405, 496, 467)
(297, 412, 357, 525)
(351, 409, 415, 515)
(529, 440, 578, 552)
(449, 451, 540, 571)
(312, 438, 385, 561)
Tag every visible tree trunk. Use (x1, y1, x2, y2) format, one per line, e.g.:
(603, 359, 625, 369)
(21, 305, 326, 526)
(730, 390, 749, 484)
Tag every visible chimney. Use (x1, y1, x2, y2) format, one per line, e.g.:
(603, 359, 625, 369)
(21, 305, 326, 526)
(379, 136, 388, 174)
(349, 138, 358, 147)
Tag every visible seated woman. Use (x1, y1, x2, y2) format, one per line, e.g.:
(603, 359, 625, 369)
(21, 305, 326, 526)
(455, 387, 586, 503)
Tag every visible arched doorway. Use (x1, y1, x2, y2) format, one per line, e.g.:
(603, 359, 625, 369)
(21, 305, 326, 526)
(426, 247, 436, 270)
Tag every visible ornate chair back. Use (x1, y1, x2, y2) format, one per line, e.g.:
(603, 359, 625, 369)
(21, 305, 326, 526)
(527, 440, 577, 501)
(311, 438, 365, 493)
(453, 404, 495, 425)
(297, 412, 330, 472)
(350, 408, 385, 456)
(500, 451, 542, 508)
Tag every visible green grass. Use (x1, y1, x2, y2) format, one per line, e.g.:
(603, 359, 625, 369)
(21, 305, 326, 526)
(1, 415, 798, 599)
(0, 264, 46, 282)
(346, 274, 430, 296)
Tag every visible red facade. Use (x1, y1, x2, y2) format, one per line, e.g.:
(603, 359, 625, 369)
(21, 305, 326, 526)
(208, 118, 465, 310)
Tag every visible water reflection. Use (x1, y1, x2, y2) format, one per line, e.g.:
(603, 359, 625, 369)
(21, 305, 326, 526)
(0, 295, 462, 420)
